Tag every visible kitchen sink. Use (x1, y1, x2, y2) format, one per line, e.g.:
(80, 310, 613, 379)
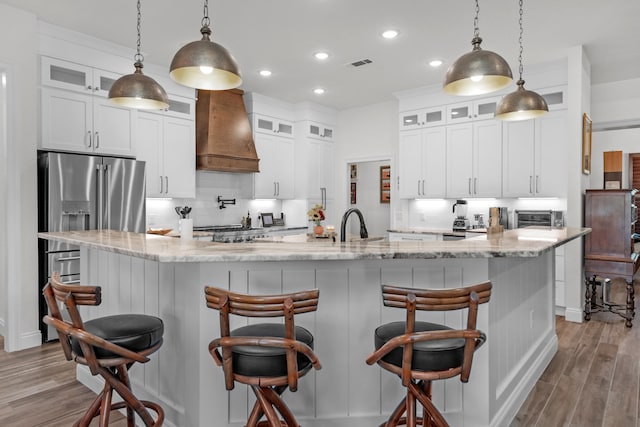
(347, 236, 387, 242)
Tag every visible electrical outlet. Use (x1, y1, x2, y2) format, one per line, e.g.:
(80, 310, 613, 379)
(419, 213, 426, 222)
(529, 310, 534, 329)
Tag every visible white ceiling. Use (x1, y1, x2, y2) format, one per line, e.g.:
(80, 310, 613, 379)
(2, 0, 639, 110)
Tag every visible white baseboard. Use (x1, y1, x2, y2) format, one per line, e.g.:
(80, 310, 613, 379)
(564, 307, 584, 323)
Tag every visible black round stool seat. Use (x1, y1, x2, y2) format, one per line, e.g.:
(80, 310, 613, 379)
(231, 323, 314, 377)
(72, 314, 164, 359)
(375, 321, 468, 372)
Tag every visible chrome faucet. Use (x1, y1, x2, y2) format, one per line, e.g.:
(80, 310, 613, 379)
(340, 208, 369, 242)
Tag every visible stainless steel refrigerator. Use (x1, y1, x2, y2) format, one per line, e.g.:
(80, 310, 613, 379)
(37, 151, 146, 341)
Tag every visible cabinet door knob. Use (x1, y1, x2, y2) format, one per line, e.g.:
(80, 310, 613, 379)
(95, 132, 100, 148)
(87, 131, 92, 147)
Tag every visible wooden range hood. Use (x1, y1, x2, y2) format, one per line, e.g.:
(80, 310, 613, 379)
(196, 89, 260, 173)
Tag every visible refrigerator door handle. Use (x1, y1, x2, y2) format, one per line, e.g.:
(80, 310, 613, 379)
(104, 163, 111, 229)
(97, 164, 104, 230)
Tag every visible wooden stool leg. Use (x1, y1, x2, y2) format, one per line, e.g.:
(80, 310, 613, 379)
(251, 386, 282, 427)
(584, 276, 593, 321)
(626, 280, 634, 327)
(406, 386, 417, 427)
(422, 380, 433, 427)
(100, 366, 160, 426)
(99, 382, 113, 427)
(408, 382, 449, 427)
(382, 397, 407, 427)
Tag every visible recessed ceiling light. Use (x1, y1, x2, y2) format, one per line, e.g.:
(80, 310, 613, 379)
(382, 30, 399, 39)
(429, 59, 443, 67)
(314, 52, 329, 60)
(314, 88, 325, 95)
(259, 69, 272, 77)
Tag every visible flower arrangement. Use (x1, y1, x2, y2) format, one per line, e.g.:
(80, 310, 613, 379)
(307, 204, 325, 225)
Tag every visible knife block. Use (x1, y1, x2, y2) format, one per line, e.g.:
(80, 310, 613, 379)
(487, 207, 504, 235)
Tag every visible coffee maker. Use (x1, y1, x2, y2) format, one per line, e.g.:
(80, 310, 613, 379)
(452, 200, 470, 230)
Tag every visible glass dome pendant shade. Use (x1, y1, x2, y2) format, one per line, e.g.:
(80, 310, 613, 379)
(108, 0, 169, 110)
(443, 36, 513, 96)
(495, 0, 548, 121)
(169, 0, 242, 90)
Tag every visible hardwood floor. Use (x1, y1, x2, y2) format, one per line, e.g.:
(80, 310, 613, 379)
(0, 335, 126, 426)
(1, 279, 639, 427)
(512, 278, 640, 427)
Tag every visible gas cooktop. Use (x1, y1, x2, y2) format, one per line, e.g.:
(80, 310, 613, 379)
(193, 225, 266, 243)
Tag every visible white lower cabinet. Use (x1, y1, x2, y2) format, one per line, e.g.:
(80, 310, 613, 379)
(446, 121, 502, 198)
(41, 87, 135, 157)
(136, 112, 195, 198)
(398, 127, 446, 198)
(253, 133, 294, 199)
(502, 110, 567, 197)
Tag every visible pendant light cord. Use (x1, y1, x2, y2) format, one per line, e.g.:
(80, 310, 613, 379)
(134, 0, 143, 65)
(517, 0, 524, 81)
(202, 0, 211, 28)
(473, 0, 480, 38)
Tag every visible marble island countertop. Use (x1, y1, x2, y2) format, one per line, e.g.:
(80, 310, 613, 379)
(38, 227, 590, 263)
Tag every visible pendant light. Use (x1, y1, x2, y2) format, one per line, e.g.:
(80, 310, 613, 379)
(169, 0, 242, 90)
(108, 0, 169, 110)
(443, 0, 513, 96)
(495, 0, 548, 121)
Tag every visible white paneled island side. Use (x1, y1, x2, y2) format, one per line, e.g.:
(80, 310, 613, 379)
(38, 228, 589, 427)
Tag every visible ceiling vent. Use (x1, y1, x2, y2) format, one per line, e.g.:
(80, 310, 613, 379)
(348, 58, 373, 68)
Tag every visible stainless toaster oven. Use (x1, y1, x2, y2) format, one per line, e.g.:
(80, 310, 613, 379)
(514, 210, 564, 228)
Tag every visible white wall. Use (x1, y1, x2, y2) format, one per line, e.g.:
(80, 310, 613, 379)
(347, 160, 391, 236)
(589, 77, 640, 190)
(336, 101, 398, 226)
(0, 4, 40, 350)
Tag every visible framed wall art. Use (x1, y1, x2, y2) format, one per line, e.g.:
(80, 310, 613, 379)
(380, 165, 390, 203)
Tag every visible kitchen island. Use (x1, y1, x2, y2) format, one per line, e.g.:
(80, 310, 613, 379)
(38, 227, 589, 427)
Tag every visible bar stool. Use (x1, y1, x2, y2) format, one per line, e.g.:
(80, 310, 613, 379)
(204, 286, 321, 427)
(366, 282, 492, 427)
(43, 272, 164, 427)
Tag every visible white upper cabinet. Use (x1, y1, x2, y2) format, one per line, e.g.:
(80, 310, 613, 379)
(136, 112, 195, 198)
(41, 56, 119, 98)
(539, 86, 567, 111)
(253, 132, 294, 199)
(40, 56, 135, 156)
(399, 106, 446, 130)
(446, 96, 501, 124)
(252, 114, 294, 138)
(41, 87, 135, 157)
(294, 119, 336, 202)
(502, 110, 567, 197)
(398, 127, 446, 198)
(446, 121, 502, 198)
(305, 121, 335, 141)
